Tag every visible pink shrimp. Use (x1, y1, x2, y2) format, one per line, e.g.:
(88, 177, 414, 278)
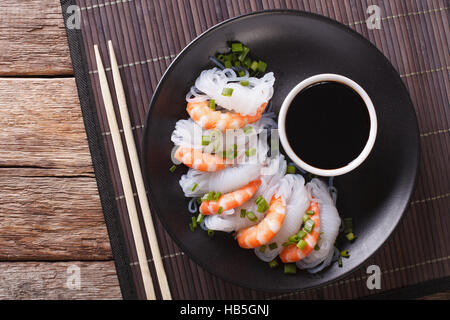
(279, 201, 321, 263)
(200, 179, 261, 215)
(186, 101, 267, 131)
(236, 195, 287, 249)
(174, 147, 228, 172)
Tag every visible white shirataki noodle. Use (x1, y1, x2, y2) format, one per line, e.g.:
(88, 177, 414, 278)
(193, 68, 275, 116)
(254, 174, 309, 262)
(203, 155, 287, 233)
(296, 178, 341, 270)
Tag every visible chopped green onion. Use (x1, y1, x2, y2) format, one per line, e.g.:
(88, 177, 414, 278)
(245, 148, 256, 157)
(218, 206, 223, 214)
(268, 260, 279, 268)
(207, 229, 214, 237)
(243, 126, 253, 134)
(269, 242, 278, 250)
(255, 196, 269, 213)
(191, 216, 197, 229)
(302, 214, 310, 223)
(259, 245, 267, 253)
(224, 60, 232, 69)
(296, 230, 307, 239)
(343, 217, 353, 234)
(234, 61, 241, 67)
(288, 235, 300, 243)
(337, 256, 343, 268)
(191, 183, 198, 192)
(286, 165, 296, 174)
(297, 239, 307, 250)
(189, 223, 195, 232)
(209, 99, 216, 110)
(306, 210, 315, 215)
(314, 244, 320, 251)
(345, 232, 356, 241)
(238, 70, 246, 77)
(238, 46, 250, 62)
(284, 263, 297, 274)
(196, 213, 204, 224)
(217, 54, 225, 62)
(202, 135, 211, 146)
(304, 219, 315, 233)
(240, 80, 249, 86)
(246, 211, 257, 222)
(169, 165, 177, 173)
(240, 209, 247, 218)
(257, 60, 267, 73)
(340, 250, 350, 258)
(250, 60, 259, 72)
(282, 242, 291, 247)
(231, 42, 243, 52)
(201, 191, 222, 202)
(222, 87, 234, 97)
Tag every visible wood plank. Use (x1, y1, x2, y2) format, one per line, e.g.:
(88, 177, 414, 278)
(0, 171, 111, 261)
(0, 0, 72, 75)
(0, 78, 92, 174)
(0, 261, 121, 299)
(0, 77, 111, 260)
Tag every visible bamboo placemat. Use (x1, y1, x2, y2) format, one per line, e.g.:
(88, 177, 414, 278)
(61, 0, 450, 299)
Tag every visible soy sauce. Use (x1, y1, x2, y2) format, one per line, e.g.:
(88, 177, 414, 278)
(285, 81, 370, 170)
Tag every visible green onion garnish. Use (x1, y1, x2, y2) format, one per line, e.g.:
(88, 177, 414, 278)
(243, 126, 253, 134)
(202, 135, 211, 146)
(340, 250, 350, 258)
(218, 206, 223, 214)
(255, 196, 269, 213)
(286, 165, 296, 174)
(238, 46, 250, 62)
(345, 232, 356, 241)
(269, 242, 278, 250)
(297, 239, 307, 250)
(189, 223, 195, 232)
(240, 209, 246, 218)
(191, 216, 197, 229)
(196, 213, 204, 224)
(284, 263, 297, 274)
(207, 229, 214, 237)
(169, 165, 177, 173)
(222, 87, 234, 96)
(240, 80, 249, 86)
(238, 70, 246, 77)
(231, 42, 243, 52)
(259, 245, 267, 253)
(343, 217, 353, 234)
(250, 60, 259, 72)
(306, 210, 315, 215)
(288, 235, 300, 243)
(314, 244, 320, 251)
(245, 148, 256, 157)
(191, 183, 198, 192)
(337, 256, 343, 268)
(234, 61, 241, 67)
(224, 60, 232, 69)
(257, 60, 267, 73)
(282, 242, 291, 247)
(209, 99, 216, 110)
(302, 214, 310, 223)
(201, 191, 222, 202)
(246, 211, 257, 222)
(268, 260, 279, 268)
(297, 230, 307, 239)
(304, 219, 315, 233)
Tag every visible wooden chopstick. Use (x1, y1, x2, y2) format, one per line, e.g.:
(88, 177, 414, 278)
(94, 44, 156, 300)
(107, 40, 172, 300)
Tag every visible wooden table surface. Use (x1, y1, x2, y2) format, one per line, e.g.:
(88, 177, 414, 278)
(0, 0, 447, 300)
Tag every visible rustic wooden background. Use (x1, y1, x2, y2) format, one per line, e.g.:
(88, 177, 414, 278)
(0, 0, 447, 299)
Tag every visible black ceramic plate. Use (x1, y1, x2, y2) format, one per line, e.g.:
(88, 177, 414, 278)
(142, 10, 419, 292)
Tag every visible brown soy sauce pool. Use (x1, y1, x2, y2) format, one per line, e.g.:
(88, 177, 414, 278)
(285, 81, 371, 170)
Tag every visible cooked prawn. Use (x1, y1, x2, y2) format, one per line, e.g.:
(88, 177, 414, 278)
(236, 195, 287, 249)
(199, 179, 261, 215)
(279, 201, 321, 263)
(174, 146, 227, 172)
(186, 101, 267, 131)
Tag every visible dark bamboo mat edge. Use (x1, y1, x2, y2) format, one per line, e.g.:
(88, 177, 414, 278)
(60, 0, 137, 300)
